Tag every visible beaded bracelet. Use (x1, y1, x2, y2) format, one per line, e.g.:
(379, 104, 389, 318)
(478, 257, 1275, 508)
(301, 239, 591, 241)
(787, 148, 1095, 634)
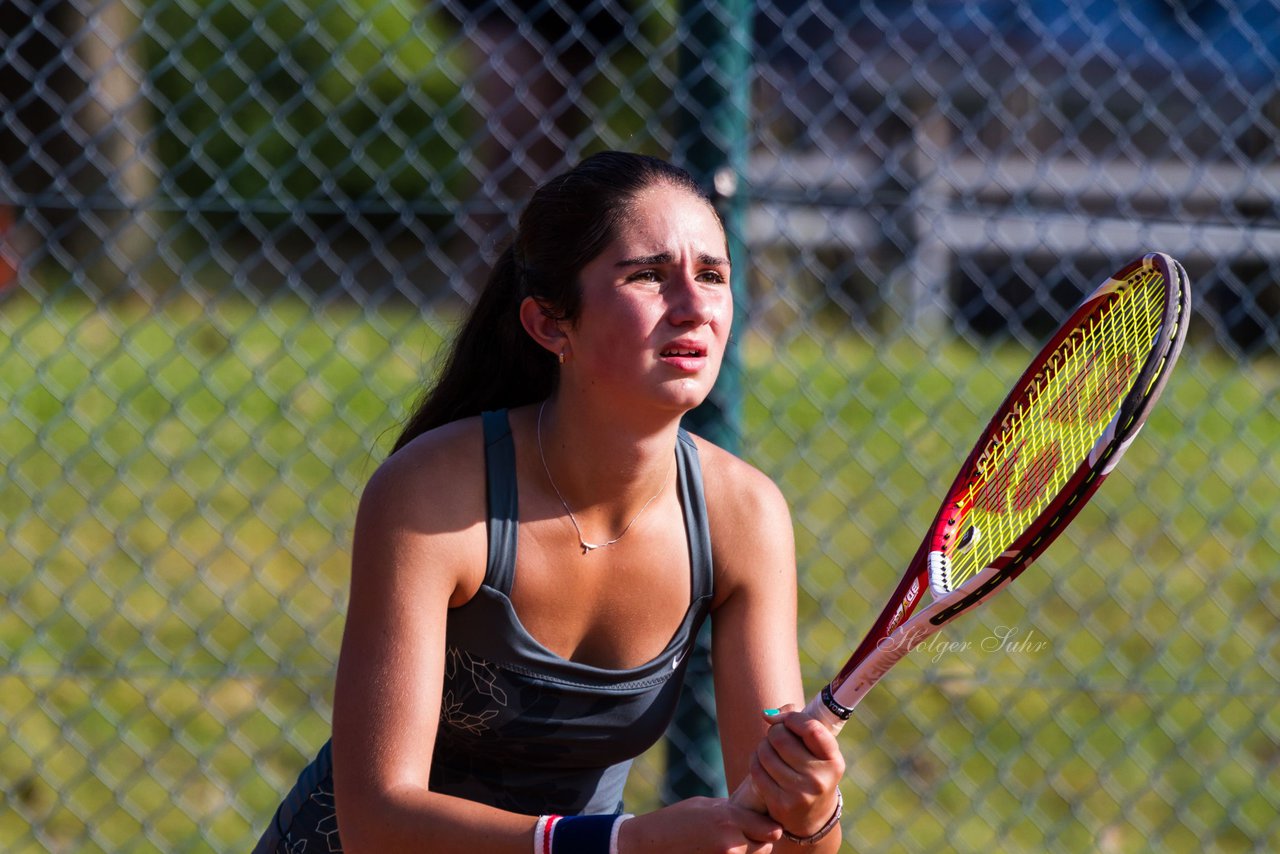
(780, 789, 843, 845)
(534, 813, 634, 854)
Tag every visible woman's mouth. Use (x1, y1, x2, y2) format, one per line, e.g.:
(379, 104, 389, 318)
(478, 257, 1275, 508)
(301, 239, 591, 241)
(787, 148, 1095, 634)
(658, 344, 708, 372)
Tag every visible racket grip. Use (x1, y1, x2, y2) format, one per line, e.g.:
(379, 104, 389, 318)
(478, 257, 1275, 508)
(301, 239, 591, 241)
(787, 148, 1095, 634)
(729, 690, 850, 814)
(729, 776, 767, 812)
(802, 689, 850, 735)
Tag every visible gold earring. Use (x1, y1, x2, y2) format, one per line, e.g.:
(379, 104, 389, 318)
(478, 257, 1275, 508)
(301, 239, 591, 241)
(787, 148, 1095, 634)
(558, 351, 566, 365)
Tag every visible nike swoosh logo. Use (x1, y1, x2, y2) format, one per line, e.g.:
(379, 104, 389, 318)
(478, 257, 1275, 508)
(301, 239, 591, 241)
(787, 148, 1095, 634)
(672, 649, 687, 670)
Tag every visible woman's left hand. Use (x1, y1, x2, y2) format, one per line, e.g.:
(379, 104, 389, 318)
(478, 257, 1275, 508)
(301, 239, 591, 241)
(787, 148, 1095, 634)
(745, 705, 846, 839)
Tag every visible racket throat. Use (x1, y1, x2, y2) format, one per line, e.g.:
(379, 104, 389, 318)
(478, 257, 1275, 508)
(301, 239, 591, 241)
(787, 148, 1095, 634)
(930, 521, 982, 597)
(928, 550, 954, 598)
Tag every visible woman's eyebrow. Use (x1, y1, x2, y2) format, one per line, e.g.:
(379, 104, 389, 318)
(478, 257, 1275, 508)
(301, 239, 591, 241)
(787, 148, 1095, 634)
(615, 252, 729, 267)
(615, 252, 673, 267)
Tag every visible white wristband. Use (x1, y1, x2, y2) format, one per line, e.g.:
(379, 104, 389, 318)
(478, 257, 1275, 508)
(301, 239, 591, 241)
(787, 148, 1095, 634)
(533, 814, 560, 854)
(608, 813, 634, 854)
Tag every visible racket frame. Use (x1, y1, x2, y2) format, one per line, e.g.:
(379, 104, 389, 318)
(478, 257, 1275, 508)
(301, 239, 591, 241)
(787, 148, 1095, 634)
(812, 252, 1191, 730)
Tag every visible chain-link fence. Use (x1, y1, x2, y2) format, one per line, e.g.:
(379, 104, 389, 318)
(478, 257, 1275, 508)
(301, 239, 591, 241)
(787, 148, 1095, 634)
(4, 0, 1279, 850)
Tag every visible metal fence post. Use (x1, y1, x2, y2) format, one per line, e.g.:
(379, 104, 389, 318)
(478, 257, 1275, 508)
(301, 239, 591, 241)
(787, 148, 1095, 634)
(666, 0, 753, 802)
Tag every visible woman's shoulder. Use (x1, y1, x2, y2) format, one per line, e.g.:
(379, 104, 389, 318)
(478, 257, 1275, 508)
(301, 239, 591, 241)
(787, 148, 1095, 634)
(685, 431, 790, 525)
(685, 432, 796, 607)
(360, 415, 489, 533)
(353, 416, 491, 604)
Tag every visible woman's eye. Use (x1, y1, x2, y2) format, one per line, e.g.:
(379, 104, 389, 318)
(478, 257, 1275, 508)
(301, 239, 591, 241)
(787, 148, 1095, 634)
(629, 269, 660, 282)
(698, 270, 727, 284)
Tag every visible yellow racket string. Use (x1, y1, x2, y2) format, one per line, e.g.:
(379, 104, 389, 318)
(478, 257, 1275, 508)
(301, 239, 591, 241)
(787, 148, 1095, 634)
(942, 269, 1166, 591)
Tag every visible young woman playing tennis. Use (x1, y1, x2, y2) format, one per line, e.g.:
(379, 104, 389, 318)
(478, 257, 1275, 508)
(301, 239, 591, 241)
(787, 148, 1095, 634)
(255, 152, 845, 853)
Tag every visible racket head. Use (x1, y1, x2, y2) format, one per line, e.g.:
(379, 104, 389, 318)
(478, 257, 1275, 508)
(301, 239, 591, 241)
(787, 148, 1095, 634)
(827, 252, 1190, 701)
(925, 252, 1190, 615)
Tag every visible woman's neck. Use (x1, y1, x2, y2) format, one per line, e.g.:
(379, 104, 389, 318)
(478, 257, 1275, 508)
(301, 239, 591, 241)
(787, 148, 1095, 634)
(528, 395, 682, 524)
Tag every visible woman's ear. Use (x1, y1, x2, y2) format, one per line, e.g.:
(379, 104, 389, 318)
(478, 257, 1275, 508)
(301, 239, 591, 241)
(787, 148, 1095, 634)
(518, 296, 569, 361)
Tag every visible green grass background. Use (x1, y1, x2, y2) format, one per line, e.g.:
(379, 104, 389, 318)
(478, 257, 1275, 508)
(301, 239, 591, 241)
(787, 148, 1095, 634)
(3, 289, 1278, 851)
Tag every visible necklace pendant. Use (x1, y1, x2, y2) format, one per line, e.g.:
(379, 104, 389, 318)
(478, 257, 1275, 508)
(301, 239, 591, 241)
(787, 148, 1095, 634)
(538, 400, 670, 559)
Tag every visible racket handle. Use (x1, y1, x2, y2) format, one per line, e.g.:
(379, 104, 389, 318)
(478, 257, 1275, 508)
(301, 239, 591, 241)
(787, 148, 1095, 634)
(802, 688, 851, 734)
(729, 776, 767, 812)
(729, 690, 851, 814)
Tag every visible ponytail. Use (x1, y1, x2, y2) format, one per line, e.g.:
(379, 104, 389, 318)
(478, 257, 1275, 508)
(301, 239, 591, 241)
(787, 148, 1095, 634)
(390, 245, 557, 453)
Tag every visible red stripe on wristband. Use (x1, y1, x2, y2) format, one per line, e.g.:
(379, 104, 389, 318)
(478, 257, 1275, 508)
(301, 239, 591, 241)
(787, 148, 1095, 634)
(535, 814, 562, 854)
(546, 814, 562, 854)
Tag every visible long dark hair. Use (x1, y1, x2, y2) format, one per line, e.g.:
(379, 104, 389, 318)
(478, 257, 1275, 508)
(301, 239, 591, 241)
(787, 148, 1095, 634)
(391, 151, 714, 454)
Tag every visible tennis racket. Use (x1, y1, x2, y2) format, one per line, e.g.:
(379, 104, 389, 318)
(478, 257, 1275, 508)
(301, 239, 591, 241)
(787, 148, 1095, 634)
(805, 252, 1190, 734)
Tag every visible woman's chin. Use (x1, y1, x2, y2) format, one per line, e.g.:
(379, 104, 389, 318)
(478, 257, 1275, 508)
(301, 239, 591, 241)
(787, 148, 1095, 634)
(659, 378, 715, 412)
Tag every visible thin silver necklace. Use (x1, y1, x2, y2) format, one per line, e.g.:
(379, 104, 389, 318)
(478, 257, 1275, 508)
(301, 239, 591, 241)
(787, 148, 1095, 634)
(536, 400, 671, 554)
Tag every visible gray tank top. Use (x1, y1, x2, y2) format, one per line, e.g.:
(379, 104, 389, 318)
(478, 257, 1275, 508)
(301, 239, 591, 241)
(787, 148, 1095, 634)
(428, 409, 716, 815)
(255, 410, 717, 851)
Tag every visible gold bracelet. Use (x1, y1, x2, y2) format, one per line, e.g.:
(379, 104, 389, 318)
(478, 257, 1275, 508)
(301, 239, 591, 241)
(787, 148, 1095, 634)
(781, 789, 843, 845)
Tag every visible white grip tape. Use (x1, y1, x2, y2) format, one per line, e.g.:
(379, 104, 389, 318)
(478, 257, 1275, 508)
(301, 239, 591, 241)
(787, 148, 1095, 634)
(803, 691, 849, 735)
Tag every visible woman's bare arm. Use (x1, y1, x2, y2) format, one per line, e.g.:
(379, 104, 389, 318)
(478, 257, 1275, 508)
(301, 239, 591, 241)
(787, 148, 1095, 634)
(331, 422, 539, 852)
(701, 441, 845, 853)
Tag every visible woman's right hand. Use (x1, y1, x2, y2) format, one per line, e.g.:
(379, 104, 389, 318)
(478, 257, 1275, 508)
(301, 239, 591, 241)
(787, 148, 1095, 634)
(617, 798, 783, 853)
